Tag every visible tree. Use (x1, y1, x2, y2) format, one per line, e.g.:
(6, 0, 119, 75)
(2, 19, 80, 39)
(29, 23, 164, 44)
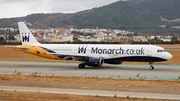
(0, 37, 5, 42)
(171, 36, 180, 44)
(8, 34, 15, 40)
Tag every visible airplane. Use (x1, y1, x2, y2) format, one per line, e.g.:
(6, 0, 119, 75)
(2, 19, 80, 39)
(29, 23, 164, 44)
(12, 22, 172, 70)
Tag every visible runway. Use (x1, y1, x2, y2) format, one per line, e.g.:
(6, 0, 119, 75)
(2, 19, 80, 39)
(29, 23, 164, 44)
(0, 61, 180, 80)
(0, 86, 180, 100)
(1, 61, 180, 100)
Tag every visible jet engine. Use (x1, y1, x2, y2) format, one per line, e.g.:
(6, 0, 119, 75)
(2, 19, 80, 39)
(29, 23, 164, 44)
(85, 58, 103, 67)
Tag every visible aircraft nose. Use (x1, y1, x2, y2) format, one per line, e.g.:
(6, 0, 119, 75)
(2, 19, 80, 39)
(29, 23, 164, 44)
(166, 52, 172, 60)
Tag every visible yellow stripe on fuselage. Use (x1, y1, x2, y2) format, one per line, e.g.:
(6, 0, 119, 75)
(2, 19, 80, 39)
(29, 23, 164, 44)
(19, 45, 63, 60)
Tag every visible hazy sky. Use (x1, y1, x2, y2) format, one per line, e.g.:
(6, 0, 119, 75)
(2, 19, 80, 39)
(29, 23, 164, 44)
(0, 0, 121, 18)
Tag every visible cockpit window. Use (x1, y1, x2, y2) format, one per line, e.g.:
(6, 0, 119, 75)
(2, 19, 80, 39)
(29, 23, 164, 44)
(157, 50, 166, 52)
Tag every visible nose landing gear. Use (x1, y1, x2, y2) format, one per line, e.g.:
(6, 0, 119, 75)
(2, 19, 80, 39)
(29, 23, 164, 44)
(150, 65, 154, 70)
(149, 61, 154, 70)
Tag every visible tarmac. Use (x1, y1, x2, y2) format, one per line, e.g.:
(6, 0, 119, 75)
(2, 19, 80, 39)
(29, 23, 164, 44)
(0, 61, 180, 80)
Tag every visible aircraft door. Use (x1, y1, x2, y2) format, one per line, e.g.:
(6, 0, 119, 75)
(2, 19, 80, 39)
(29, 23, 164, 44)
(147, 46, 152, 56)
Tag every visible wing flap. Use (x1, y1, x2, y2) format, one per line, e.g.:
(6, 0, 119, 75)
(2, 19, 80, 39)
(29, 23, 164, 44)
(45, 52, 89, 57)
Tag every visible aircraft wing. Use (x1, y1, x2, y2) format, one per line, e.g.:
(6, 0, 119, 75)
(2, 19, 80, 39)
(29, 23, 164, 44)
(45, 52, 89, 57)
(44, 52, 99, 60)
(44, 52, 102, 60)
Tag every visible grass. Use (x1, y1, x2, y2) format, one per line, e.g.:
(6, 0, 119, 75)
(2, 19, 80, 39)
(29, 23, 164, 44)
(0, 74, 180, 94)
(0, 91, 171, 101)
(16, 72, 21, 75)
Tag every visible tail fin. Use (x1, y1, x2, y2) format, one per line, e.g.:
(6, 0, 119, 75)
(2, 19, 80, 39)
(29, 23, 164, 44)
(18, 22, 40, 45)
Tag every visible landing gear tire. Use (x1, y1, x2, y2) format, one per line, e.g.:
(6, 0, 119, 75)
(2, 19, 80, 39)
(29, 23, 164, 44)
(149, 61, 154, 70)
(78, 64, 85, 69)
(150, 66, 154, 70)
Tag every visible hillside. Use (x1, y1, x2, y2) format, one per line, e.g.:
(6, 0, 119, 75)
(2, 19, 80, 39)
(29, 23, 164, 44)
(1, 0, 180, 34)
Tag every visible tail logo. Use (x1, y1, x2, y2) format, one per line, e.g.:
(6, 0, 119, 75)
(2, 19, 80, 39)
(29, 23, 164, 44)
(22, 33, 30, 42)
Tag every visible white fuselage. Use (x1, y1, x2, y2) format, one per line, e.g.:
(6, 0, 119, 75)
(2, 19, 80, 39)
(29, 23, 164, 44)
(37, 44, 172, 62)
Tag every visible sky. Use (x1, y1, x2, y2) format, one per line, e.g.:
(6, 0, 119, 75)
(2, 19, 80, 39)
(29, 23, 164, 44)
(0, 0, 121, 19)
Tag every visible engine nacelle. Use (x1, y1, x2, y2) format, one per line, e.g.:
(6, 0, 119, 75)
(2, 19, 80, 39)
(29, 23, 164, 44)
(104, 60, 123, 65)
(85, 58, 103, 67)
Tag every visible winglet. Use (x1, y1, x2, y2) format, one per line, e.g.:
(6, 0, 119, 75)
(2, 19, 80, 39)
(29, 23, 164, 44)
(18, 22, 40, 45)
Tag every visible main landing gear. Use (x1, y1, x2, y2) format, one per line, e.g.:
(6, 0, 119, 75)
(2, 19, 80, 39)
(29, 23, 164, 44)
(149, 61, 154, 70)
(78, 63, 85, 69)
